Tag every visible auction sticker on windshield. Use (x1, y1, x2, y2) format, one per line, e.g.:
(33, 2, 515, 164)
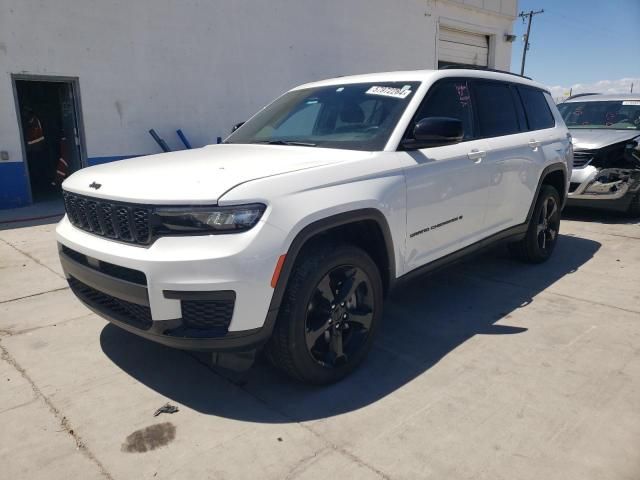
(366, 86, 412, 99)
(622, 101, 640, 106)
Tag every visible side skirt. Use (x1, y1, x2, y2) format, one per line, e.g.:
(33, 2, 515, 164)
(392, 223, 528, 289)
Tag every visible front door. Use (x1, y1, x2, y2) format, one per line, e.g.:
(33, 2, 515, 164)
(402, 79, 490, 272)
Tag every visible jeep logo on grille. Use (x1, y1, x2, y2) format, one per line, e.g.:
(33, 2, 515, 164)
(89, 182, 102, 190)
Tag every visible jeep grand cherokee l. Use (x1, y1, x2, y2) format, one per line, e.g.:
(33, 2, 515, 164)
(57, 69, 572, 384)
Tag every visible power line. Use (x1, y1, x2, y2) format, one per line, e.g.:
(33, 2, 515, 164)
(518, 9, 544, 76)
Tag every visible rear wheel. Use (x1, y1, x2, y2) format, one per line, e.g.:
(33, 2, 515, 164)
(509, 185, 561, 263)
(266, 243, 383, 384)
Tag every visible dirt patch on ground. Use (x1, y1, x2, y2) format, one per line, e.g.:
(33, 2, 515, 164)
(121, 422, 176, 453)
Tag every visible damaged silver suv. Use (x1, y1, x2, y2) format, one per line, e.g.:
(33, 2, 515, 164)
(558, 94, 640, 216)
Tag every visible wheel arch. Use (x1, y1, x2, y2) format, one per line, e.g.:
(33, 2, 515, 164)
(527, 163, 568, 222)
(267, 208, 396, 316)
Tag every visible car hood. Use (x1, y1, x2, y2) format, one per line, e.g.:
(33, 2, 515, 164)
(63, 144, 366, 204)
(570, 128, 640, 150)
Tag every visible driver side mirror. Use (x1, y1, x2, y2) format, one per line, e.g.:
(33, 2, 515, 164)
(401, 117, 464, 150)
(231, 122, 245, 132)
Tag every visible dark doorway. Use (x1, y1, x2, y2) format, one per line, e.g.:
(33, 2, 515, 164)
(14, 77, 85, 203)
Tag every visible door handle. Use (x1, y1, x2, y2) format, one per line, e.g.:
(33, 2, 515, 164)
(467, 149, 486, 162)
(528, 139, 541, 149)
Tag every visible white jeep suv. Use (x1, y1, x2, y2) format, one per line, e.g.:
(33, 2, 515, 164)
(57, 69, 572, 384)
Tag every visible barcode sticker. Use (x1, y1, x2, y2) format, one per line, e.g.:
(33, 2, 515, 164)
(366, 86, 412, 99)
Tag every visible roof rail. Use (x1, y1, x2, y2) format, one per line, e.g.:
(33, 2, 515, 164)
(563, 92, 600, 101)
(439, 65, 532, 80)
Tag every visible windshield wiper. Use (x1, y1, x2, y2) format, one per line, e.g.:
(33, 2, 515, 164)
(251, 140, 317, 147)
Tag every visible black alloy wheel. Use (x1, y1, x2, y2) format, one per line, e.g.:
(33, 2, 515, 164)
(536, 195, 560, 254)
(509, 184, 562, 263)
(304, 265, 374, 368)
(267, 243, 383, 384)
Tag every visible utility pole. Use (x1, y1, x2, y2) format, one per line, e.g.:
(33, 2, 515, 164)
(519, 9, 544, 76)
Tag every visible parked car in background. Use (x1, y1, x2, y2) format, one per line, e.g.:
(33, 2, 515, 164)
(558, 94, 640, 216)
(56, 69, 571, 384)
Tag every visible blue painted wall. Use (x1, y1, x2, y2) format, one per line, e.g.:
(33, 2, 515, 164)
(0, 162, 30, 209)
(0, 155, 145, 209)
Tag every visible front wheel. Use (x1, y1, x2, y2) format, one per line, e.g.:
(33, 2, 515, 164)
(509, 185, 561, 263)
(266, 243, 383, 384)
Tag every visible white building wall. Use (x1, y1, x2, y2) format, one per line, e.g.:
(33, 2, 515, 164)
(0, 0, 516, 206)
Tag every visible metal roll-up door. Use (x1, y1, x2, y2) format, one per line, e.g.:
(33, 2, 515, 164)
(438, 27, 489, 68)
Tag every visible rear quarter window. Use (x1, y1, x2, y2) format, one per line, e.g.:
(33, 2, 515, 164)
(518, 86, 555, 130)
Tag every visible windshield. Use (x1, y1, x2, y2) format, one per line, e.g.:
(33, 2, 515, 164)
(557, 100, 640, 130)
(225, 82, 421, 151)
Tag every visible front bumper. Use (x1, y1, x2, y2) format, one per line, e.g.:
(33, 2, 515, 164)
(56, 215, 284, 351)
(567, 166, 640, 212)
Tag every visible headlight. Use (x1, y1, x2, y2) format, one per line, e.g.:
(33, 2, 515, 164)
(154, 204, 266, 234)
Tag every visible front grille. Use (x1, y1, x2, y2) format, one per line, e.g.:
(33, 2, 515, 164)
(63, 191, 152, 245)
(68, 276, 152, 330)
(181, 299, 235, 333)
(60, 245, 147, 285)
(573, 151, 594, 168)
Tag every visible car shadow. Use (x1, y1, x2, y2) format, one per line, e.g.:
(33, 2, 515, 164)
(100, 233, 600, 423)
(562, 206, 639, 225)
(0, 215, 63, 231)
(0, 198, 64, 231)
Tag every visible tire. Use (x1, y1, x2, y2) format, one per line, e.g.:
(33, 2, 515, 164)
(509, 185, 562, 264)
(628, 192, 640, 217)
(266, 243, 383, 385)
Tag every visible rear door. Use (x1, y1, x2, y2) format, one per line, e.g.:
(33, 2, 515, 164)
(402, 79, 491, 271)
(470, 80, 541, 232)
(516, 86, 565, 217)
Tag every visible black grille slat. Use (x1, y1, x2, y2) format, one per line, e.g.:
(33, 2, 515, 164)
(133, 209, 151, 243)
(63, 193, 78, 225)
(86, 201, 102, 234)
(62, 192, 151, 246)
(97, 203, 116, 238)
(68, 276, 152, 330)
(115, 207, 133, 241)
(76, 197, 90, 230)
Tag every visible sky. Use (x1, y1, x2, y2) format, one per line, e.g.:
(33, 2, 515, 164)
(509, 0, 640, 98)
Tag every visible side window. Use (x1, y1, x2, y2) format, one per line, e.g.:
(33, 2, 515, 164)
(412, 80, 474, 140)
(473, 81, 521, 138)
(518, 86, 555, 130)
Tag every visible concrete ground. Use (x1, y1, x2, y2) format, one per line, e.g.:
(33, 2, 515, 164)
(1, 207, 639, 480)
